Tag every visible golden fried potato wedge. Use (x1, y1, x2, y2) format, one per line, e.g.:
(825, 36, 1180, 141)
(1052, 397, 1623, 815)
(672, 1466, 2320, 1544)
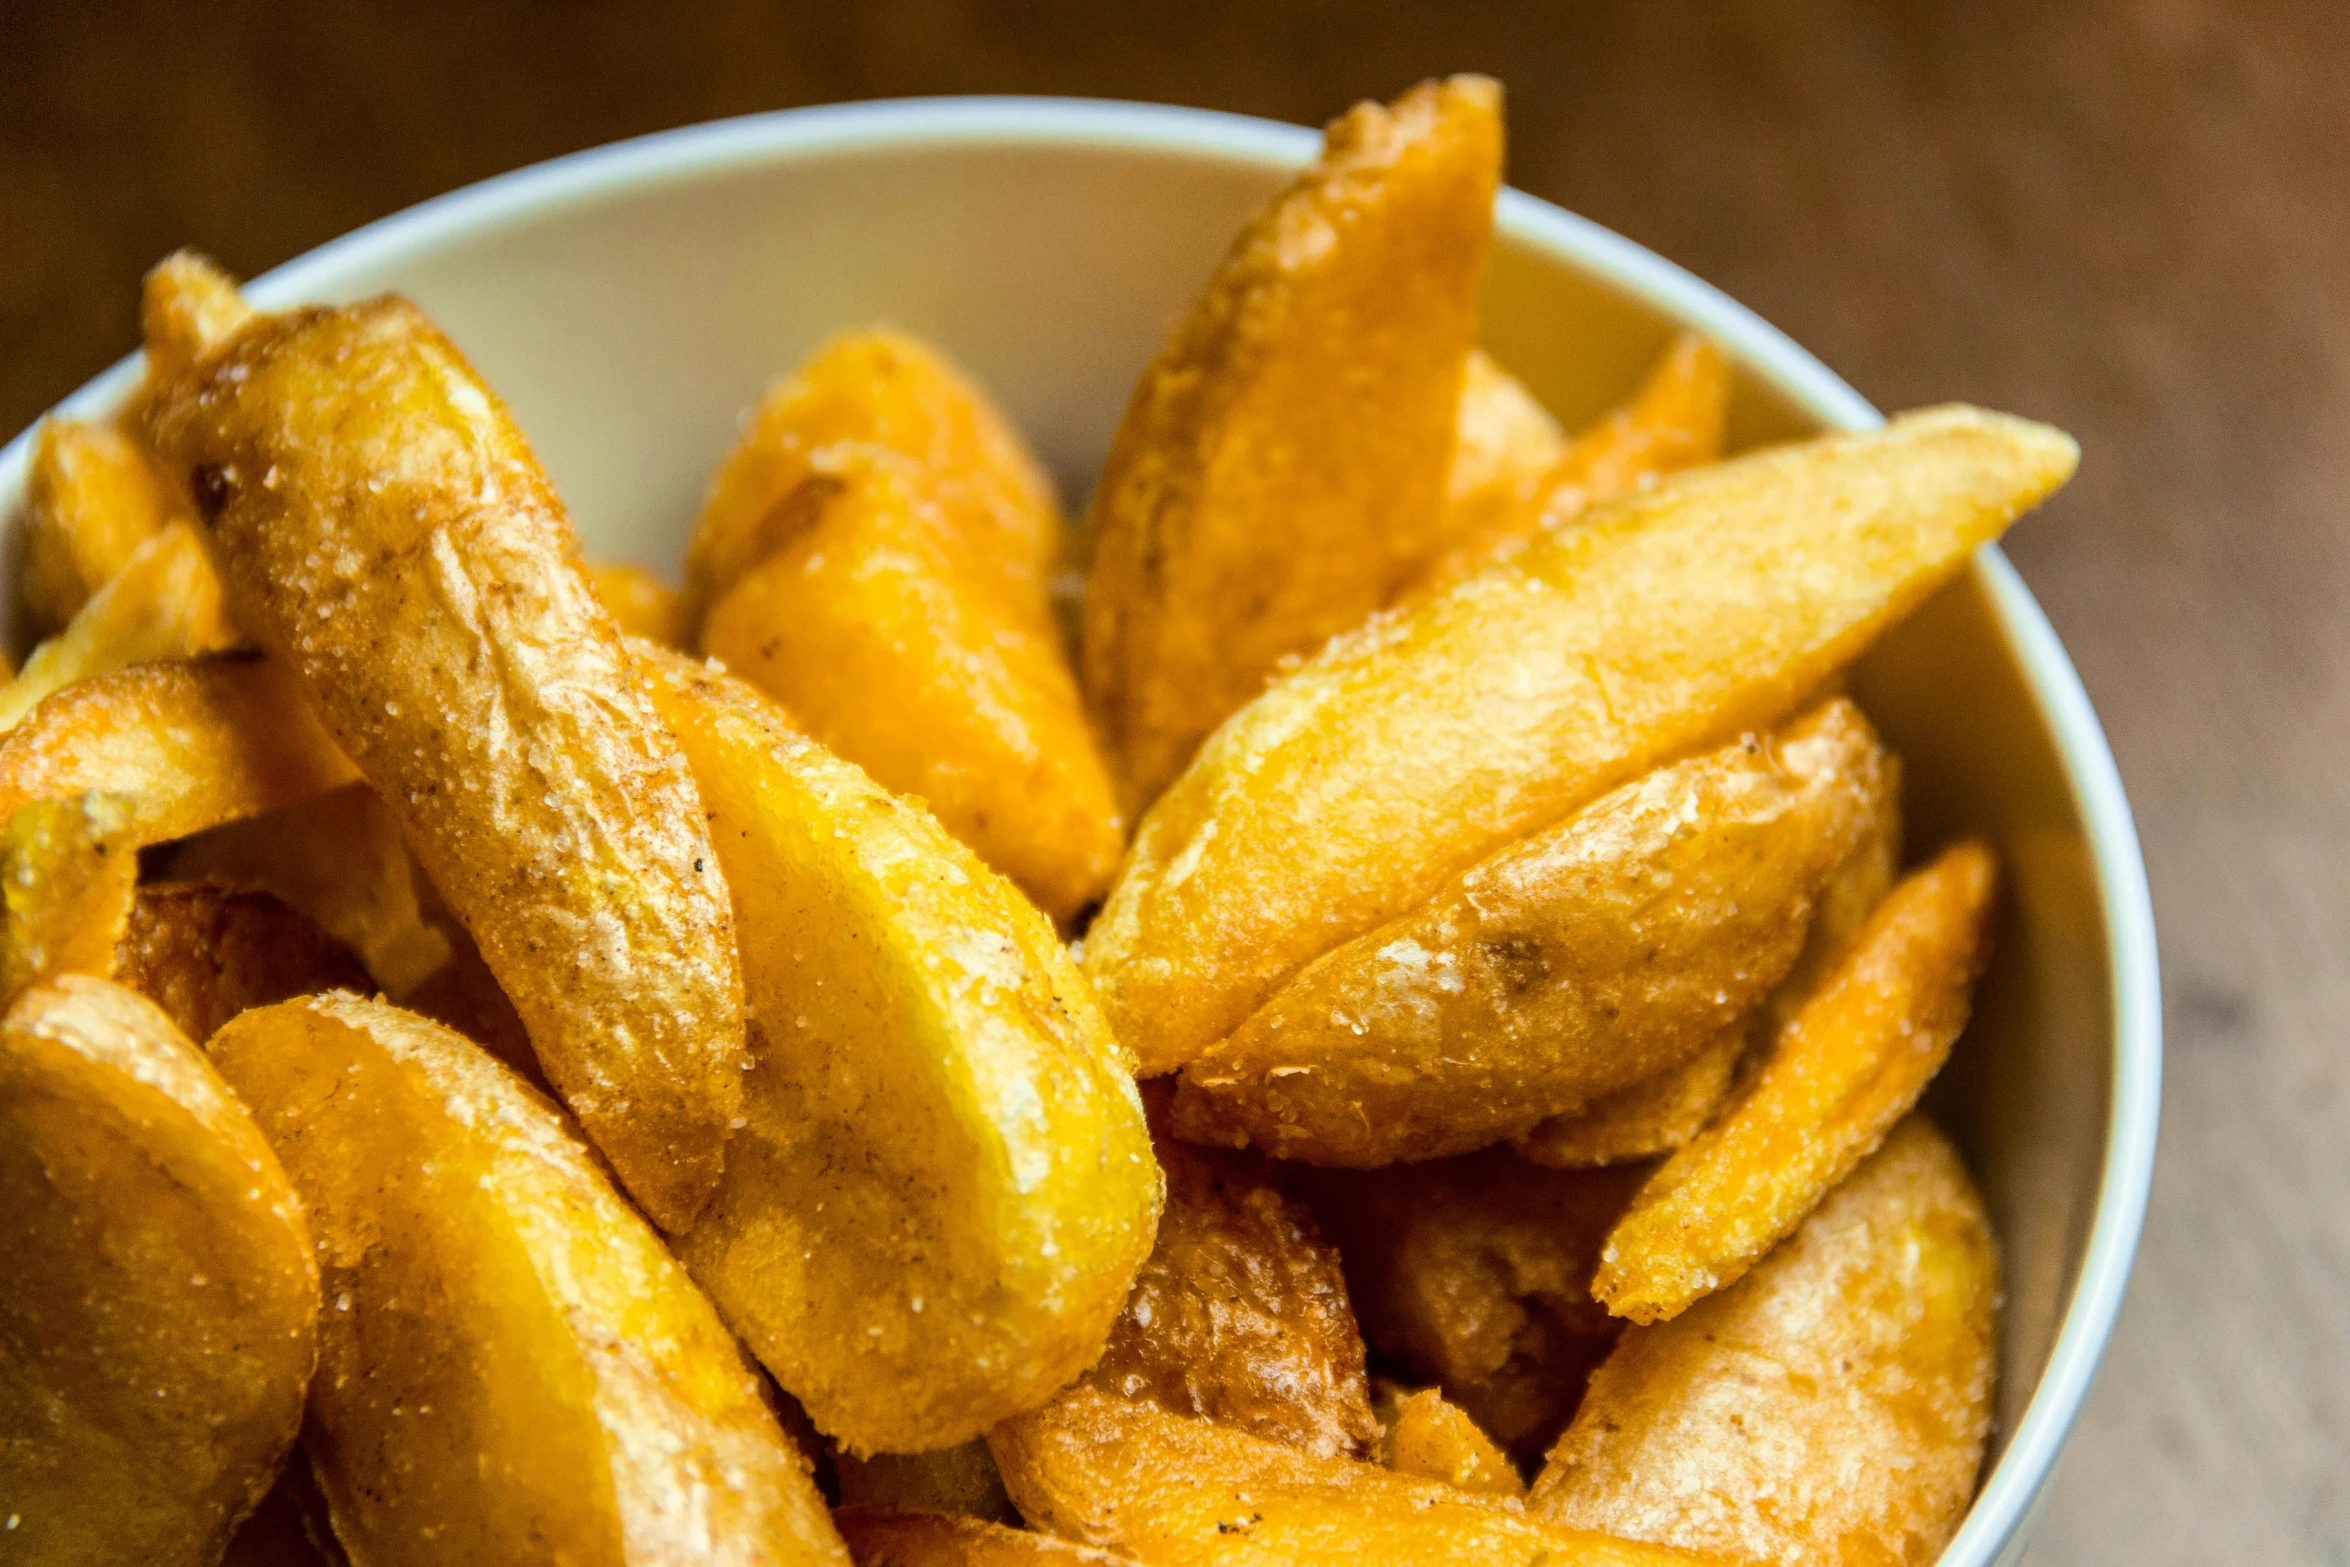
(143, 260, 745, 1232)
(1082, 77, 1503, 810)
(1535, 1116, 1997, 1565)
(0, 655, 357, 847)
(835, 1442, 1017, 1525)
(1378, 1389, 1524, 1498)
(1086, 404, 2075, 1076)
(641, 650, 1159, 1454)
(1026, 1136, 1376, 1459)
(1, 792, 138, 1000)
(1416, 334, 1731, 598)
(834, 1507, 1140, 1566)
(1440, 350, 1566, 553)
(584, 558, 691, 647)
(702, 442, 1123, 922)
(1305, 1151, 1642, 1457)
(114, 880, 368, 1044)
(0, 520, 239, 734)
(686, 327, 1063, 633)
(0, 975, 316, 1566)
(19, 417, 185, 634)
(1170, 699, 1888, 1160)
(1757, 768, 1902, 1041)
(208, 993, 849, 1566)
(992, 1387, 1718, 1567)
(1513, 1025, 1745, 1169)
(1594, 841, 1998, 1324)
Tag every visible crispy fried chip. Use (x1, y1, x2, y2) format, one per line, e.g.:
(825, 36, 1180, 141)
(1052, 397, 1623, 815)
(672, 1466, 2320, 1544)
(1439, 351, 1567, 557)
(113, 880, 368, 1044)
(1594, 842, 1998, 1323)
(0, 791, 138, 1001)
(1513, 1026, 1746, 1170)
(18, 417, 186, 634)
(1377, 1388, 1525, 1498)
(834, 1507, 1141, 1566)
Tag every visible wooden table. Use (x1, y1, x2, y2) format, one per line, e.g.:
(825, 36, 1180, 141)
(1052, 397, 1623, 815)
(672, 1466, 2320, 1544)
(5, 3, 2342, 1560)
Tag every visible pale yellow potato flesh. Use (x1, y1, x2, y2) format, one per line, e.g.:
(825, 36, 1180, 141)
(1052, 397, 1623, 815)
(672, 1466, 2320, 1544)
(208, 993, 849, 1567)
(142, 261, 745, 1233)
(701, 442, 1122, 923)
(833, 1507, 1141, 1566)
(1081, 76, 1503, 811)
(1594, 841, 1999, 1324)
(1378, 1389, 1525, 1498)
(1535, 1117, 1998, 1566)
(0, 520, 240, 735)
(1, 792, 139, 1001)
(834, 1441, 1017, 1524)
(1085, 405, 2076, 1077)
(1439, 350, 1567, 555)
(1512, 1025, 1746, 1169)
(18, 417, 185, 634)
(991, 1387, 1723, 1567)
(1170, 699, 1887, 1162)
(0, 975, 317, 1567)
(641, 650, 1160, 1455)
(685, 327, 1063, 635)
(585, 558, 691, 648)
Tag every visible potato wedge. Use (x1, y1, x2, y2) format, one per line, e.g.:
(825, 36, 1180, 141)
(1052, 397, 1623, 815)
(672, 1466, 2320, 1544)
(1757, 765, 1903, 1042)
(1440, 350, 1566, 554)
(685, 327, 1063, 636)
(585, 558, 691, 648)
(1, 792, 139, 1000)
(0, 974, 317, 1566)
(834, 1507, 1140, 1566)
(1378, 1389, 1524, 1498)
(143, 260, 745, 1232)
(1513, 1025, 1745, 1170)
(0, 520, 240, 735)
(114, 880, 368, 1044)
(1082, 76, 1502, 810)
(640, 650, 1159, 1453)
(1086, 404, 2075, 1076)
(18, 417, 185, 634)
(1170, 699, 1888, 1161)
(836, 1442, 1017, 1525)
(0, 655, 358, 847)
(1028, 1136, 1376, 1459)
(208, 993, 849, 1566)
(991, 1387, 1718, 1567)
(1534, 1116, 1997, 1566)
(702, 443, 1123, 922)
(1593, 842, 1996, 1323)
(1304, 1151, 1642, 1457)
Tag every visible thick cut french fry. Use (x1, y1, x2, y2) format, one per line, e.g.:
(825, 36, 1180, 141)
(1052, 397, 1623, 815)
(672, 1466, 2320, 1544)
(0, 520, 240, 735)
(835, 1442, 1018, 1525)
(991, 1387, 1721, 1567)
(208, 993, 849, 1566)
(114, 880, 368, 1044)
(1304, 1151, 1642, 1458)
(834, 1507, 1141, 1566)
(1513, 1026, 1745, 1170)
(0, 975, 317, 1567)
(1, 792, 138, 1001)
(143, 260, 745, 1233)
(19, 417, 185, 634)
(1085, 405, 2075, 1078)
(1439, 350, 1566, 555)
(686, 328, 1062, 634)
(702, 443, 1123, 922)
(1594, 842, 1998, 1324)
(1535, 1117, 1997, 1567)
(1082, 77, 1502, 811)
(1170, 700, 1887, 1161)
(640, 650, 1159, 1454)
(585, 559, 691, 648)
(0, 655, 358, 848)
(1377, 1389, 1524, 1498)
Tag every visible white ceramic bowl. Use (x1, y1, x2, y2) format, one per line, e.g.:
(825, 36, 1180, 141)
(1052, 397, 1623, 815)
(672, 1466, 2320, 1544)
(0, 97, 2158, 1566)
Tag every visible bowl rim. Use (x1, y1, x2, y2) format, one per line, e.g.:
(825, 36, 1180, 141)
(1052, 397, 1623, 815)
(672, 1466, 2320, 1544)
(0, 93, 2159, 1564)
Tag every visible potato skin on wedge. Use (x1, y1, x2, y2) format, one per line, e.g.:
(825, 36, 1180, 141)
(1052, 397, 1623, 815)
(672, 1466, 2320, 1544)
(834, 1507, 1141, 1566)
(1535, 1116, 1998, 1567)
(1171, 699, 1887, 1162)
(208, 993, 849, 1567)
(0, 975, 317, 1567)
(1595, 841, 1998, 1323)
(991, 1387, 1721, 1567)
(114, 880, 368, 1044)
(1087, 405, 2076, 1077)
(144, 276, 745, 1233)
(641, 650, 1160, 1455)
(1082, 76, 1502, 810)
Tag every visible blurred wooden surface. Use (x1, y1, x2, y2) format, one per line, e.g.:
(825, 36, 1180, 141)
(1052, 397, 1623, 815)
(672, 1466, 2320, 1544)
(5, 3, 2344, 1560)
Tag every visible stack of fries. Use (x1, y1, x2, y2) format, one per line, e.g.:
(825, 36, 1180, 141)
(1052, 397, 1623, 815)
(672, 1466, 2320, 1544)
(0, 75, 2074, 1567)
